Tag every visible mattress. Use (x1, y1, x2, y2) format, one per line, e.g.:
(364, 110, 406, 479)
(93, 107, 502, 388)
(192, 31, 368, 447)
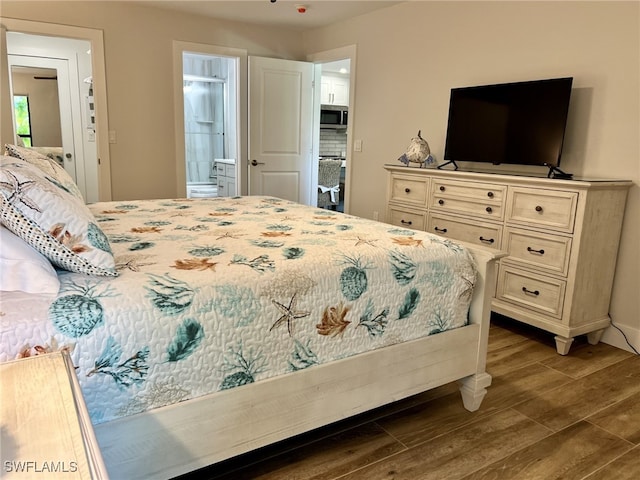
(0, 196, 477, 424)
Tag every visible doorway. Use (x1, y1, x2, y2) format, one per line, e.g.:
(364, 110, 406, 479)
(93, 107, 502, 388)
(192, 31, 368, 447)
(1, 19, 111, 202)
(173, 42, 246, 198)
(8, 55, 81, 189)
(182, 53, 238, 198)
(318, 59, 350, 212)
(308, 45, 356, 214)
(6, 33, 94, 200)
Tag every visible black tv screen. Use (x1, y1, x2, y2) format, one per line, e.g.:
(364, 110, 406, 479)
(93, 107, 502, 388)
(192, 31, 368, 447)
(443, 77, 573, 168)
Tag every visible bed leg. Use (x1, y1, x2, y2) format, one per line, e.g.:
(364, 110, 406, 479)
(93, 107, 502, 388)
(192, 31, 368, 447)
(458, 372, 492, 412)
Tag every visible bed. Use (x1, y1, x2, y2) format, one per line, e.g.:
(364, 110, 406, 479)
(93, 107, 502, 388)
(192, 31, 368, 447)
(0, 149, 504, 479)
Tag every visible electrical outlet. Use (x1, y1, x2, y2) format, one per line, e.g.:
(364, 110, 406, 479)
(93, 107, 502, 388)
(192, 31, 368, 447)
(354, 139, 363, 152)
(372, 211, 379, 221)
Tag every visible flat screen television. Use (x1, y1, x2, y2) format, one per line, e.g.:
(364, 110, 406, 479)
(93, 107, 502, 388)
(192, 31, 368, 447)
(443, 77, 574, 177)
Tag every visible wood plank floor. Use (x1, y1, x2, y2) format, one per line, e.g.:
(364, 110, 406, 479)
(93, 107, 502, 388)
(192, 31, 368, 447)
(176, 315, 640, 480)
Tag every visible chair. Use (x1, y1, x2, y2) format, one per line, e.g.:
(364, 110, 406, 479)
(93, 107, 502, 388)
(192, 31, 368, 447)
(317, 159, 342, 209)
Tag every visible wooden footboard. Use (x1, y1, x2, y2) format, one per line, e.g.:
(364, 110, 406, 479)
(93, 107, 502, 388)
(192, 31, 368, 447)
(95, 243, 504, 479)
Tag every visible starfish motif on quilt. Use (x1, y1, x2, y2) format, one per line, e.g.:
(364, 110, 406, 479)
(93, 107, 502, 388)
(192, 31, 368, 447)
(270, 293, 310, 336)
(115, 254, 155, 272)
(0, 170, 41, 212)
(213, 231, 245, 241)
(351, 236, 378, 247)
(391, 236, 424, 247)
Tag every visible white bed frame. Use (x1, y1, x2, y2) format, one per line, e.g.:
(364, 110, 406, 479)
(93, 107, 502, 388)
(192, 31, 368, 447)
(95, 243, 504, 479)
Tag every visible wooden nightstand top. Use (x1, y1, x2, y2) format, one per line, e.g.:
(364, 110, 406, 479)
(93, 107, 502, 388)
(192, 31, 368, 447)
(1, 352, 108, 479)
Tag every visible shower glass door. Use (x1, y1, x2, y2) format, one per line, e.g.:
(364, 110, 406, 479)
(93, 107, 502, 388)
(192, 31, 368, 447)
(183, 53, 231, 197)
(183, 77, 225, 185)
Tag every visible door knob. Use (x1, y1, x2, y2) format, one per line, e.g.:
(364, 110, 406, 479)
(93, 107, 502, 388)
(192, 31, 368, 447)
(65, 153, 72, 161)
(250, 159, 265, 166)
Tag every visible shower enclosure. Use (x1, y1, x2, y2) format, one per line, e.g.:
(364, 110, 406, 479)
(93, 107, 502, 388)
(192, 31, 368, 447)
(183, 53, 237, 198)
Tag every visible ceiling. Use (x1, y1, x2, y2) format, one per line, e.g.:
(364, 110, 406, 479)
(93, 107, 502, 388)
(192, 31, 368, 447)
(135, 0, 403, 31)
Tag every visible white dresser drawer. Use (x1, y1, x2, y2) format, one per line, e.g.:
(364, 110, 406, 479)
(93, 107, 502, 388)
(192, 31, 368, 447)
(428, 213, 502, 249)
(502, 227, 572, 276)
(506, 187, 578, 233)
(389, 175, 429, 206)
(497, 265, 566, 318)
(430, 196, 505, 220)
(431, 180, 505, 220)
(431, 179, 506, 203)
(387, 206, 426, 230)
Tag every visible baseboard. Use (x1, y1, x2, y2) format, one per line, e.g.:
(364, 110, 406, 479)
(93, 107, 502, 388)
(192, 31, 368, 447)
(601, 323, 640, 354)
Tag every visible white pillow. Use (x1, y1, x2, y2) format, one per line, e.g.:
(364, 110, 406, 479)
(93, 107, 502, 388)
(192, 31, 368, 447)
(0, 225, 60, 294)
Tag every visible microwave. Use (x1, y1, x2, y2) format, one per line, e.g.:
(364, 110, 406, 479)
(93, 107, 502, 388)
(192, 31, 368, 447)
(320, 106, 348, 129)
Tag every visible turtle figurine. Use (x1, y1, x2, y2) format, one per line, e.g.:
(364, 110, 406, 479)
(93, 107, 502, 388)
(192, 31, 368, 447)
(398, 130, 435, 168)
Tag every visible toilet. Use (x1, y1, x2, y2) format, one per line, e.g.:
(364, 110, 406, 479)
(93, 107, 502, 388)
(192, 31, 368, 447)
(187, 185, 218, 198)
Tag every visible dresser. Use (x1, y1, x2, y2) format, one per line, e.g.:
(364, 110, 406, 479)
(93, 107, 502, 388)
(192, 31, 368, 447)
(384, 165, 632, 354)
(0, 352, 108, 479)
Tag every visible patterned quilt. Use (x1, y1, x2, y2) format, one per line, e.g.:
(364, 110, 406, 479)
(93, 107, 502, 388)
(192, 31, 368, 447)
(0, 196, 477, 424)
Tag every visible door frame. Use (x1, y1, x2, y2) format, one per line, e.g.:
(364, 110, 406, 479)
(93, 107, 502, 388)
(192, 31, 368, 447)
(172, 41, 247, 198)
(0, 17, 112, 201)
(307, 44, 356, 214)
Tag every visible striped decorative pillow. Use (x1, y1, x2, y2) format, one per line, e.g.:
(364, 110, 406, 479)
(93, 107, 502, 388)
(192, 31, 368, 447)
(0, 156, 117, 277)
(4, 144, 84, 201)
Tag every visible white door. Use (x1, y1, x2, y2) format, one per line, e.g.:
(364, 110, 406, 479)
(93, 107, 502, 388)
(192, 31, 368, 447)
(7, 54, 83, 194)
(248, 56, 314, 204)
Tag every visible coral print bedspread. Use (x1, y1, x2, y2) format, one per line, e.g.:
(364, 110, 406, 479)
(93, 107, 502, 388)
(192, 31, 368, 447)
(0, 196, 477, 424)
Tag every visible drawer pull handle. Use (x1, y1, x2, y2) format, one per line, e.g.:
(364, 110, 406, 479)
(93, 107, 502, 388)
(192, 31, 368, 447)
(439, 186, 446, 192)
(535, 205, 543, 212)
(522, 287, 540, 296)
(486, 206, 493, 213)
(487, 191, 494, 198)
(405, 188, 411, 193)
(401, 219, 413, 225)
(438, 199, 445, 206)
(434, 227, 447, 233)
(479, 236, 495, 244)
(527, 247, 545, 255)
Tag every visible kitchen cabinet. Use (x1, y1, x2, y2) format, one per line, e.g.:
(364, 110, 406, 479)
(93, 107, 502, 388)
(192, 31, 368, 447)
(384, 165, 632, 354)
(321, 74, 349, 106)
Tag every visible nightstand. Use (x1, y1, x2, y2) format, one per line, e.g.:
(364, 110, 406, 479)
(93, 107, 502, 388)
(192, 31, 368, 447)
(1, 351, 108, 479)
